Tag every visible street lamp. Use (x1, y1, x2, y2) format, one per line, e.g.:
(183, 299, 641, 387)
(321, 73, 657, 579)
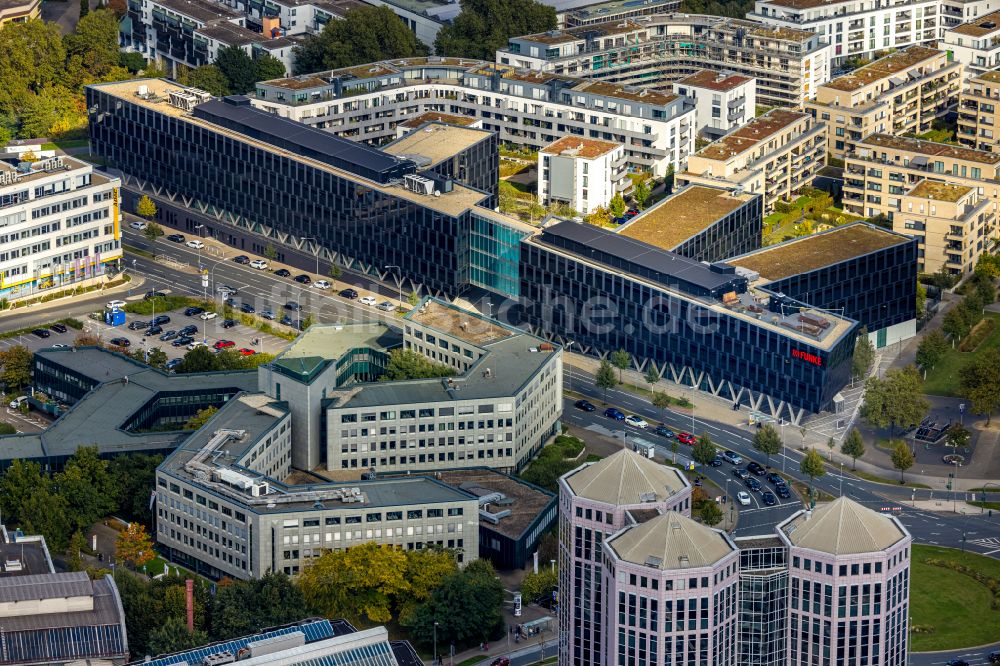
(385, 265, 402, 308)
(301, 237, 320, 276)
(194, 224, 204, 269)
(690, 383, 696, 435)
(486, 300, 494, 319)
(433, 621, 438, 665)
(839, 462, 844, 497)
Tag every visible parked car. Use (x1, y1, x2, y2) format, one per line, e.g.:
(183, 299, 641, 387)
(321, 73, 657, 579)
(339, 288, 359, 299)
(744, 477, 762, 492)
(747, 461, 767, 476)
(604, 407, 625, 421)
(624, 415, 648, 429)
(766, 472, 783, 485)
(179, 325, 198, 336)
(222, 319, 237, 329)
(144, 290, 166, 300)
(574, 400, 596, 412)
(213, 340, 235, 350)
(708, 455, 724, 467)
(732, 468, 750, 480)
(274, 268, 291, 277)
(184, 306, 204, 316)
(165, 358, 183, 371)
(737, 491, 752, 506)
(284, 301, 301, 311)
(761, 491, 777, 506)
(200, 311, 218, 320)
(109, 337, 131, 348)
(127, 321, 148, 331)
(106, 299, 126, 310)
(145, 325, 162, 336)
(32, 328, 51, 338)
(151, 315, 171, 326)
(233, 255, 251, 264)
(490, 658, 510, 666)
(172, 336, 194, 347)
(159, 330, 178, 341)
(775, 484, 791, 499)
(654, 425, 674, 438)
(188, 340, 208, 350)
(313, 280, 331, 290)
(186, 239, 205, 249)
(677, 432, 696, 445)
(260, 310, 276, 320)
(987, 650, 1000, 664)
(8, 396, 28, 409)
(240, 303, 256, 314)
(166, 234, 185, 243)
(250, 259, 268, 270)
(237, 348, 256, 356)
(722, 450, 743, 465)
(376, 300, 395, 311)
(293, 274, 311, 284)
(50, 323, 67, 333)
(359, 296, 378, 306)
(129, 220, 147, 230)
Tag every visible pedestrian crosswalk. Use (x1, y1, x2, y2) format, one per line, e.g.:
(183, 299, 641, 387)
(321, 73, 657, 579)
(969, 537, 1000, 554)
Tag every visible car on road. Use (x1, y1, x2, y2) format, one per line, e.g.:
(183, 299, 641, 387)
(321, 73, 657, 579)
(129, 220, 148, 230)
(293, 274, 311, 285)
(240, 303, 255, 313)
(766, 472, 783, 485)
(9, 396, 27, 409)
(151, 315, 171, 326)
(574, 400, 596, 412)
(260, 310, 276, 320)
(184, 306, 204, 316)
(708, 455, 724, 467)
(284, 301, 301, 311)
(238, 348, 255, 356)
(274, 268, 291, 277)
(50, 323, 67, 333)
(490, 658, 510, 666)
(199, 311, 218, 320)
(339, 288, 359, 299)
(358, 296, 378, 306)
(159, 330, 178, 341)
(165, 358, 183, 371)
(186, 240, 205, 249)
(732, 468, 750, 480)
(747, 461, 767, 476)
(737, 491, 751, 506)
(775, 484, 791, 499)
(625, 415, 648, 429)
(604, 407, 625, 421)
(179, 325, 198, 336)
(233, 255, 251, 264)
(313, 280, 331, 290)
(216, 285, 238, 295)
(745, 477, 762, 492)
(106, 300, 126, 310)
(988, 650, 1000, 664)
(144, 290, 166, 300)
(377, 300, 395, 311)
(188, 340, 207, 351)
(145, 325, 162, 336)
(109, 337, 131, 348)
(166, 234, 185, 243)
(946, 660, 970, 666)
(722, 450, 743, 465)
(762, 491, 777, 506)
(173, 336, 194, 347)
(222, 319, 237, 329)
(32, 328, 51, 338)
(213, 340, 235, 350)
(127, 320, 148, 331)
(654, 425, 675, 438)
(250, 259, 268, 270)
(677, 432, 696, 445)
(50, 343, 68, 349)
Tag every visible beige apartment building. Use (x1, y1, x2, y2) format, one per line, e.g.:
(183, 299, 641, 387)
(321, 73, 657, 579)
(958, 70, 1000, 153)
(677, 109, 826, 212)
(894, 180, 995, 275)
(805, 46, 962, 161)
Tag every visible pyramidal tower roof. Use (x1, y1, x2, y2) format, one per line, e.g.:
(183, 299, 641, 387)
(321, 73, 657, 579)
(781, 496, 910, 555)
(608, 510, 735, 569)
(562, 448, 688, 505)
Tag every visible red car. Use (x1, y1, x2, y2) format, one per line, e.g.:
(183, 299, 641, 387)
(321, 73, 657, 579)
(677, 432, 696, 445)
(490, 659, 510, 666)
(237, 347, 256, 356)
(213, 340, 236, 350)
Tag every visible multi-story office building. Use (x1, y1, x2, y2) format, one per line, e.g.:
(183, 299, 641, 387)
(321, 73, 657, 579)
(250, 58, 695, 177)
(88, 78, 532, 300)
(557, 449, 692, 666)
(942, 9, 1000, 79)
(0, 155, 121, 302)
(735, 535, 790, 666)
(804, 46, 961, 160)
(749, 0, 943, 63)
(893, 179, 994, 275)
(672, 70, 756, 140)
(777, 497, 913, 666)
(497, 15, 832, 108)
(958, 70, 1000, 152)
(537, 136, 628, 214)
(679, 109, 826, 213)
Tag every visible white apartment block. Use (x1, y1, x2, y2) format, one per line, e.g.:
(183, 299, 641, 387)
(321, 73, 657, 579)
(538, 136, 628, 213)
(0, 156, 121, 302)
(943, 9, 1000, 79)
(252, 57, 696, 177)
(497, 15, 832, 109)
(673, 70, 756, 139)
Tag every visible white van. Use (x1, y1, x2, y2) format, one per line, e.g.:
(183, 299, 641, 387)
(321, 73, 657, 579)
(8, 396, 27, 409)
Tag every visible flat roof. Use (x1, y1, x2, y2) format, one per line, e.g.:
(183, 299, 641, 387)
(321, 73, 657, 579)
(0, 572, 126, 634)
(92, 79, 491, 217)
(0, 529, 51, 577)
(676, 69, 753, 92)
(698, 109, 807, 161)
(150, 0, 241, 23)
(727, 18, 819, 42)
(568, 0, 675, 19)
(618, 185, 751, 251)
(860, 133, 1000, 165)
(514, 19, 643, 45)
(196, 21, 264, 45)
(433, 469, 555, 540)
(949, 9, 1000, 36)
(571, 79, 678, 106)
(398, 112, 477, 129)
(822, 46, 943, 92)
(540, 136, 621, 159)
(382, 123, 492, 167)
(907, 179, 972, 202)
(407, 299, 515, 346)
(973, 70, 1000, 84)
(727, 223, 909, 281)
(757, 0, 851, 10)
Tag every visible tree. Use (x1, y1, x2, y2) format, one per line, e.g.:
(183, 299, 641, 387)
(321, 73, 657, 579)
(214, 45, 257, 95)
(0, 345, 32, 390)
(692, 433, 716, 467)
(975, 273, 996, 305)
(208, 573, 308, 640)
(840, 428, 865, 470)
(79, 0, 89, 20)
(916, 281, 927, 318)
(851, 327, 875, 380)
(119, 51, 146, 74)
(407, 291, 419, 307)
(670, 438, 680, 465)
(63, 10, 122, 80)
(397, 548, 457, 624)
(66, 530, 86, 572)
(595, 360, 616, 401)
(974, 252, 1000, 279)
(800, 449, 826, 501)
(263, 243, 278, 261)
(116, 522, 155, 569)
(136, 195, 157, 220)
(644, 367, 660, 394)
(861, 365, 930, 439)
(434, 0, 556, 61)
(136, 346, 168, 369)
(57, 446, 118, 533)
(520, 567, 557, 604)
(959, 349, 1000, 425)
(381, 348, 456, 380)
(143, 221, 163, 241)
(633, 179, 651, 210)
(108, 453, 164, 524)
(298, 542, 410, 624)
(944, 423, 970, 450)
(890, 440, 914, 483)
(294, 5, 427, 74)
(752, 423, 782, 466)
(943, 306, 972, 340)
(184, 405, 218, 430)
(587, 206, 611, 227)
(181, 64, 230, 96)
(74, 332, 101, 347)
(0, 21, 66, 118)
(254, 54, 287, 82)
(328, 264, 343, 282)
(610, 348, 631, 383)
(148, 616, 209, 657)
(826, 436, 835, 461)
(916, 330, 948, 369)
(0, 459, 48, 527)
(177, 346, 220, 373)
(699, 500, 723, 527)
(608, 192, 626, 218)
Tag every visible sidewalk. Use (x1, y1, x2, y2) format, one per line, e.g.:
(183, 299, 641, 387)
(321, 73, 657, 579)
(2, 272, 145, 321)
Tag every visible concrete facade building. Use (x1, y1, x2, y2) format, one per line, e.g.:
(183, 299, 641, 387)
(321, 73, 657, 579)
(942, 9, 1000, 79)
(678, 109, 826, 213)
(673, 70, 756, 140)
(957, 69, 1000, 152)
(537, 136, 628, 214)
(0, 155, 121, 302)
(497, 15, 832, 108)
(804, 46, 961, 160)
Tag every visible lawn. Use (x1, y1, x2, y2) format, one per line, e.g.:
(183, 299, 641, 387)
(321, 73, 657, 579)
(40, 138, 89, 150)
(849, 467, 931, 489)
(910, 544, 1000, 651)
(923, 312, 1000, 396)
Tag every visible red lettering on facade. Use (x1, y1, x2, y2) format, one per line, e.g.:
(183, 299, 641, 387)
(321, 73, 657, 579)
(791, 348, 823, 367)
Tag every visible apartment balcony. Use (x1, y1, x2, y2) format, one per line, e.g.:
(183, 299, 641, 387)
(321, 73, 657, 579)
(945, 232, 965, 242)
(843, 191, 864, 202)
(845, 178, 864, 189)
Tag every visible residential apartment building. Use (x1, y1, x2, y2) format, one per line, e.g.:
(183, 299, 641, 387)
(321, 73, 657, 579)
(749, 0, 943, 63)
(497, 15, 832, 108)
(0, 155, 121, 302)
(894, 179, 994, 275)
(672, 70, 756, 140)
(557, 449, 692, 666)
(678, 109, 826, 213)
(958, 69, 1000, 152)
(251, 58, 695, 177)
(804, 46, 961, 160)
(561, 0, 680, 26)
(537, 136, 628, 213)
(943, 9, 1000, 79)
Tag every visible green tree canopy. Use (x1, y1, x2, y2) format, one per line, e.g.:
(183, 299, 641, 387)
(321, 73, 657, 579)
(608, 191, 626, 217)
(136, 194, 157, 220)
(56, 446, 118, 533)
(610, 348, 631, 382)
(294, 5, 427, 75)
(959, 348, 1000, 425)
(434, 0, 556, 60)
(208, 573, 308, 640)
(692, 433, 717, 466)
(176, 345, 218, 373)
(945, 423, 971, 449)
(181, 64, 230, 96)
(915, 329, 948, 369)
(215, 45, 257, 94)
(752, 423, 782, 465)
(942, 305, 972, 339)
(253, 54, 287, 82)
(861, 365, 930, 438)
(851, 327, 874, 380)
(699, 500, 723, 526)
(184, 405, 219, 430)
(108, 453, 163, 524)
(974, 252, 1000, 279)
(644, 366, 660, 389)
(800, 448, 826, 487)
(840, 428, 865, 470)
(633, 179, 651, 210)
(119, 51, 146, 74)
(148, 616, 209, 657)
(0, 344, 32, 390)
(63, 10, 123, 82)
(595, 359, 616, 401)
(381, 348, 456, 380)
(890, 440, 915, 483)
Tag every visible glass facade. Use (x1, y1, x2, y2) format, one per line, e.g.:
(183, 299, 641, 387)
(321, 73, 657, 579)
(470, 212, 525, 298)
(738, 543, 789, 666)
(672, 195, 763, 263)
